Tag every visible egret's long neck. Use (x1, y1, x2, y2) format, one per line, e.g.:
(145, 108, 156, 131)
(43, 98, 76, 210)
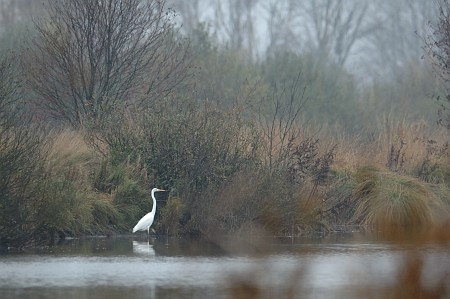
(150, 189, 157, 214)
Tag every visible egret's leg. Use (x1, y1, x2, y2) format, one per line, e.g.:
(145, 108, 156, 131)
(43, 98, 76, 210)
(147, 227, 150, 234)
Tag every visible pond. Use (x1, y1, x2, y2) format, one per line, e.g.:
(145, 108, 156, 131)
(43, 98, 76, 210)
(0, 232, 449, 299)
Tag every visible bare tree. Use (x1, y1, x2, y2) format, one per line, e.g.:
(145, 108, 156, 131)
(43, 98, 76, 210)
(0, 53, 46, 249)
(426, 0, 450, 130)
(0, 53, 21, 126)
(368, 0, 436, 79)
(264, 0, 299, 56)
(172, 0, 373, 65)
(261, 0, 377, 67)
(169, 0, 259, 57)
(212, 0, 259, 56)
(167, 0, 203, 34)
(258, 74, 308, 173)
(24, 0, 191, 127)
(299, 0, 375, 66)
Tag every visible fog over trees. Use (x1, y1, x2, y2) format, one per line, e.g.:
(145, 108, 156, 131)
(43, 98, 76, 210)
(0, 0, 439, 84)
(0, 0, 444, 137)
(168, 0, 437, 81)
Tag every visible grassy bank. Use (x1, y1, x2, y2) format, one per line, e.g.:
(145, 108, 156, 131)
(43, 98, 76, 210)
(2, 110, 449, 249)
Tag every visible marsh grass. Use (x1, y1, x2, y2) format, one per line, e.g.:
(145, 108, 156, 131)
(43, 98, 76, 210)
(3, 96, 450, 249)
(375, 117, 449, 177)
(30, 130, 156, 239)
(319, 117, 450, 232)
(326, 118, 450, 177)
(88, 193, 119, 232)
(159, 196, 185, 236)
(189, 117, 440, 238)
(192, 166, 328, 240)
(350, 167, 447, 230)
(45, 129, 99, 183)
(37, 178, 94, 236)
(4, 115, 450, 247)
(36, 130, 105, 236)
(111, 175, 151, 230)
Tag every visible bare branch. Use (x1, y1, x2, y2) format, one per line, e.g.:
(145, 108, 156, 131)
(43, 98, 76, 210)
(23, 0, 191, 127)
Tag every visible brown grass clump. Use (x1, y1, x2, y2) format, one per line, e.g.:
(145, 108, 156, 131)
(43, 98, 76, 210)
(350, 167, 448, 231)
(45, 129, 101, 185)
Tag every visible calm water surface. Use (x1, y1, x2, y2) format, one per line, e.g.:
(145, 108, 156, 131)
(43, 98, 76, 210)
(0, 232, 449, 299)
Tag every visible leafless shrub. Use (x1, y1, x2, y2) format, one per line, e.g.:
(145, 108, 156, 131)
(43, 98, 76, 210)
(288, 137, 336, 200)
(24, 0, 191, 127)
(0, 54, 48, 248)
(258, 73, 308, 173)
(426, 0, 450, 131)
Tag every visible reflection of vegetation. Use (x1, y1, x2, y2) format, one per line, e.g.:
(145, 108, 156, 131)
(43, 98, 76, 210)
(226, 227, 450, 299)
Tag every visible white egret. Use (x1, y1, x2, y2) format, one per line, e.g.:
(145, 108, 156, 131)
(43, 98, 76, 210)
(132, 188, 165, 234)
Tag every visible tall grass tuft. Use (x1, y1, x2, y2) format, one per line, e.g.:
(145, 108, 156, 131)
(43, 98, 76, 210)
(159, 196, 185, 236)
(112, 174, 151, 231)
(36, 130, 99, 236)
(351, 167, 447, 230)
(36, 178, 94, 237)
(88, 193, 119, 232)
(31, 129, 154, 239)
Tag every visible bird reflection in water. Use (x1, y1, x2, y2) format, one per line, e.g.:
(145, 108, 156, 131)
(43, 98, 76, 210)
(132, 239, 156, 256)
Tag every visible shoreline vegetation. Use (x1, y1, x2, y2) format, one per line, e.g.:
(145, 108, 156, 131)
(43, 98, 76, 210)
(2, 120, 450, 250)
(1, 0, 450, 252)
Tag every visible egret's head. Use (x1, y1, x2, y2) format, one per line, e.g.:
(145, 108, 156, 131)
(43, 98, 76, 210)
(152, 188, 165, 192)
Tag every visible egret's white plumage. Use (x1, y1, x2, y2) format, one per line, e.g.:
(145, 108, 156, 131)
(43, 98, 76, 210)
(132, 188, 165, 233)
